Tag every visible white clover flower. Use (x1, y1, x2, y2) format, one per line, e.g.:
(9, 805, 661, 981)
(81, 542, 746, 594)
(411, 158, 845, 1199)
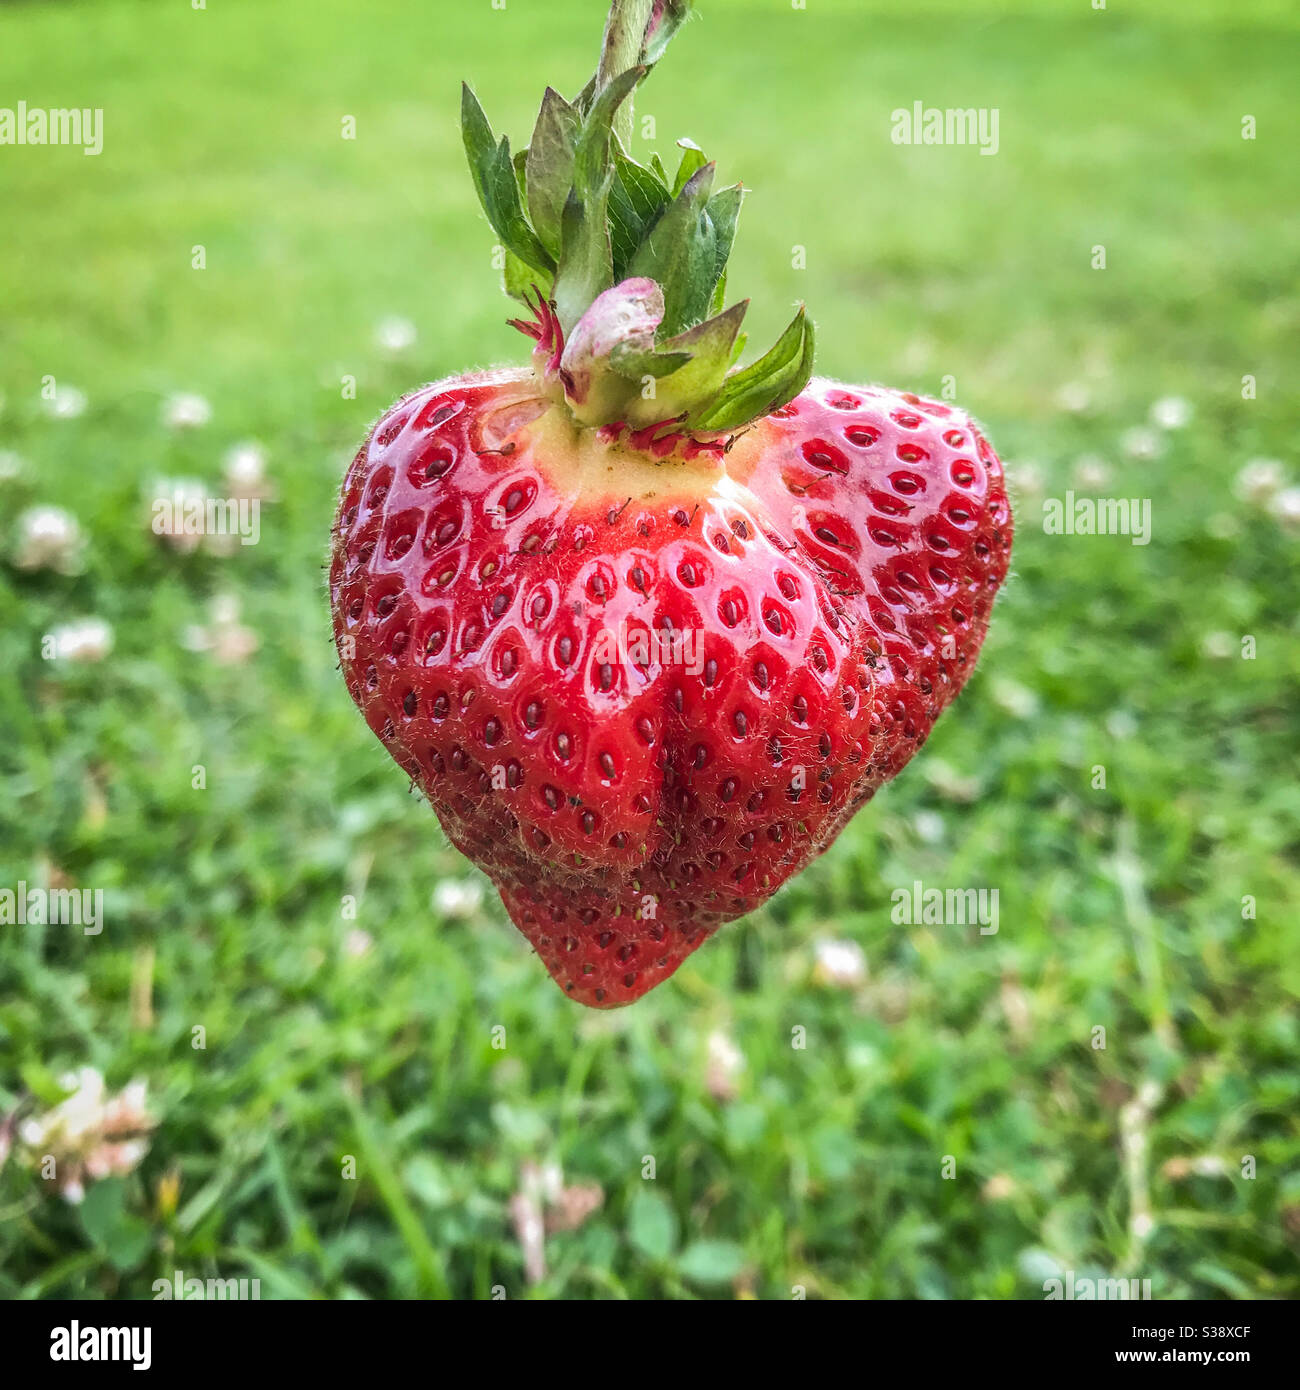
(11, 1069, 154, 1200)
(213, 625, 259, 665)
(83, 1150, 113, 1180)
(163, 392, 212, 429)
(913, 810, 945, 845)
(533, 1160, 564, 1207)
(182, 594, 258, 665)
(58, 1067, 106, 1139)
(0, 449, 24, 483)
(705, 1029, 744, 1100)
(222, 441, 273, 499)
(1150, 396, 1192, 430)
(223, 441, 264, 485)
(50, 618, 114, 663)
(117, 1081, 149, 1118)
(43, 385, 87, 419)
(925, 758, 980, 803)
(509, 1187, 547, 1285)
(1200, 631, 1234, 660)
(982, 1174, 1017, 1202)
(1008, 461, 1043, 498)
(60, 1066, 98, 1096)
(432, 878, 485, 918)
(1072, 454, 1111, 491)
(991, 677, 1040, 719)
(1107, 709, 1138, 740)
(12, 505, 84, 574)
(1234, 458, 1285, 505)
(1268, 487, 1300, 532)
(86, 1139, 149, 1181)
(210, 593, 242, 626)
(1120, 427, 1163, 460)
(1055, 382, 1091, 413)
(548, 1179, 603, 1233)
(812, 939, 867, 989)
(343, 928, 374, 960)
(375, 316, 417, 354)
(148, 476, 209, 553)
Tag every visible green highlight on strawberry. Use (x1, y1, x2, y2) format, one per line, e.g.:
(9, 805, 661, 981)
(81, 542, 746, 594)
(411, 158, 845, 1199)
(329, 0, 1014, 1007)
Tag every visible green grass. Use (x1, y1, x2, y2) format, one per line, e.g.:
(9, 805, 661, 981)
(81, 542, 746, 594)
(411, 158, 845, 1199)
(1, 0, 1297, 1299)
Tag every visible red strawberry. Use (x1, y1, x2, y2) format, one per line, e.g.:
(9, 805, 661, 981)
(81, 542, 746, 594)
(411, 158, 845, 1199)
(329, 1, 1012, 1007)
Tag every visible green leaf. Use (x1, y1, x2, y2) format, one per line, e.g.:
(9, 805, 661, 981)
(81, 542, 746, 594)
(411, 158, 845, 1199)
(79, 1178, 152, 1273)
(610, 341, 693, 380)
(608, 146, 672, 279)
(671, 138, 708, 197)
(623, 146, 670, 199)
(554, 191, 614, 335)
(710, 269, 728, 318)
(461, 85, 555, 275)
(649, 152, 669, 184)
(644, 299, 748, 413)
(552, 67, 643, 331)
(627, 1188, 678, 1262)
(1189, 1260, 1254, 1298)
(461, 82, 498, 207)
(524, 87, 580, 259)
(79, 1175, 127, 1244)
(690, 306, 815, 432)
(572, 67, 643, 197)
(487, 136, 555, 273)
(402, 1155, 453, 1210)
(572, 73, 598, 117)
(677, 1239, 744, 1286)
(503, 247, 550, 304)
(607, 181, 647, 282)
(627, 162, 717, 337)
(705, 183, 744, 308)
(346, 1095, 451, 1298)
(19, 1060, 69, 1105)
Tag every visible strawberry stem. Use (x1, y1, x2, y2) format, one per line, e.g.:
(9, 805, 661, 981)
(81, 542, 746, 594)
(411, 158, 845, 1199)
(598, 0, 655, 148)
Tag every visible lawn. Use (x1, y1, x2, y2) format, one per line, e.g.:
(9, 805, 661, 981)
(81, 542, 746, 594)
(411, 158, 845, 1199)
(0, 0, 1297, 1299)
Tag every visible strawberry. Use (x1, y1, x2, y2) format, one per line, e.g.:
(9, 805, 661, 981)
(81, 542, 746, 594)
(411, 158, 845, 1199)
(329, 0, 1012, 1007)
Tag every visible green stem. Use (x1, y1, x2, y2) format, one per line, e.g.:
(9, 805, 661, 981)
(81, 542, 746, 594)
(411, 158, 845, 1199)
(598, 0, 655, 148)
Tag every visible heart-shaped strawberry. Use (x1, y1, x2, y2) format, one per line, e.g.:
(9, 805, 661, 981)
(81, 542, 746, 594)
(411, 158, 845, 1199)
(330, 0, 1013, 1006)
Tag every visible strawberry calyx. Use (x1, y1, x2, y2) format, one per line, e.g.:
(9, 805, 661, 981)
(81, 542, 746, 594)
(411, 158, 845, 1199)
(461, 0, 815, 439)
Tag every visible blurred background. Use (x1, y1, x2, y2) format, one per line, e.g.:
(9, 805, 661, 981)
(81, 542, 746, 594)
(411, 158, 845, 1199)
(0, 0, 1297, 1299)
